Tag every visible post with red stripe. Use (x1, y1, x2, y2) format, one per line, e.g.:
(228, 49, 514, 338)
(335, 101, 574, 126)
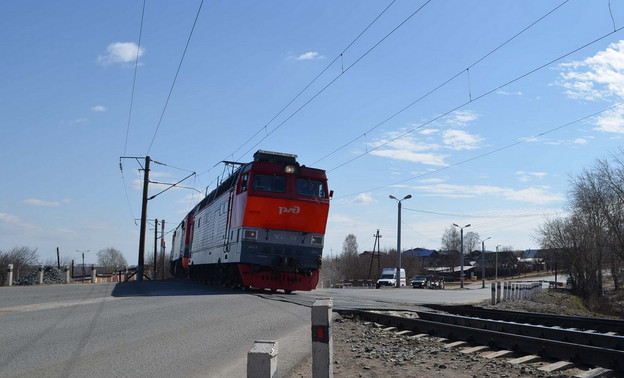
(312, 298, 333, 378)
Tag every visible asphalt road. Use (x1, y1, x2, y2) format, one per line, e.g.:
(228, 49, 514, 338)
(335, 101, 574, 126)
(0, 275, 557, 377)
(0, 281, 310, 378)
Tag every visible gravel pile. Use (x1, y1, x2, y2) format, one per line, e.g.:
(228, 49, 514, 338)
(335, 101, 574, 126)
(14, 267, 70, 285)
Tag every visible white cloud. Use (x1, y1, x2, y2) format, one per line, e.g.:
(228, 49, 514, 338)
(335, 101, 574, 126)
(557, 40, 624, 133)
(444, 110, 479, 127)
(92, 105, 107, 112)
(497, 90, 523, 96)
(98, 42, 145, 65)
(419, 128, 439, 135)
(412, 183, 564, 204)
(573, 138, 588, 144)
(349, 193, 376, 206)
(516, 171, 547, 182)
(442, 129, 483, 150)
(371, 149, 449, 166)
(0, 212, 37, 230)
(418, 177, 446, 184)
(23, 198, 67, 207)
(296, 51, 324, 61)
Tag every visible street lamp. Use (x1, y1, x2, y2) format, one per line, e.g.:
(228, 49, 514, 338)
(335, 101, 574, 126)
(452, 223, 471, 288)
(76, 249, 90, 282)
(389, 194, 411, 288)
(479, 237, 491, 288)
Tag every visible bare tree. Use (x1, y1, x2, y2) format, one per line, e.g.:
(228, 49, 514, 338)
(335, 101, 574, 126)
(0, 246, 39, 285)
(96, 248, 128, 273)
(440, 226, 460, 252)
(463, 231, 480, 253)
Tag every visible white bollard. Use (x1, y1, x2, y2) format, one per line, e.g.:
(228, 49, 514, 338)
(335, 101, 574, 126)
(312, 298, 333, 378)
(502, 282, 507, 302)
(64, 265, 70, 283)
(38, 264, 44, 284)
(91, 265, 96, 283)
(491, 282, 496, 305)
(247, 340, 278, 378)
(6, 264, 13, 286)
(496, 281, 501, 303)
(510, 283, 515, 301)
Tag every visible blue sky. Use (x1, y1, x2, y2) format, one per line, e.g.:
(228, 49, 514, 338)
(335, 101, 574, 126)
(2, 0, 624, 265)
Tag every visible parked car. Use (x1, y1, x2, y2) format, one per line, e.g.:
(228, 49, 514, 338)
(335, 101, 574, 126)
(411, 276, 427, 288)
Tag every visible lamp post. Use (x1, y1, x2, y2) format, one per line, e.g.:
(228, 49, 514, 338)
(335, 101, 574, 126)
(479, 237, 491, 289)
(389, 194, 411, 288)
(76, 249, 90, 283)
(452, 223, 470, 288)
(496, 245, 501, 281)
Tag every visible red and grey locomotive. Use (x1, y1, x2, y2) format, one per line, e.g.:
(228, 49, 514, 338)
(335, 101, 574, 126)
(170, 150, 331, 293)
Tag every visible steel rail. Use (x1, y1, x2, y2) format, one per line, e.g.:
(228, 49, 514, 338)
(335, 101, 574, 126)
(355, 310, 624, 372)
(425, 304, 624, 334)
(414, 310, 624, 351)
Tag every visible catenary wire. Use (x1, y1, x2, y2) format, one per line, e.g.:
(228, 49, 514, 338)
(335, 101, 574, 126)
(234, 0, 433, 163)
(146, 0, 204, 155)
(329, 25, 624, 177)
(197, 0, 423, 177)
(311, 0, 570, 166)
(123, 0, 146, 156)
(220, 0, 399, 163)
(337, 101, 624, 201)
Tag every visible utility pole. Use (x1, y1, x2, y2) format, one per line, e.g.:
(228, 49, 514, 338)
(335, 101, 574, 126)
(56, 247, 60, 269)
(367, 230, 382, 281)
(138, 156, 151, 281)
(453, 223, 470, 289)
(390, 195, 411, 288)
(160, 219, 166, 280)
(154, 218, 158, 280)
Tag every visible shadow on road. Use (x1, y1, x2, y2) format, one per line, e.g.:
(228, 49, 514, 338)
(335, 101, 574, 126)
(110, 279, 247, 297)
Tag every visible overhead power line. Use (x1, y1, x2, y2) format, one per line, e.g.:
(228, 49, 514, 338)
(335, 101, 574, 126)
(123, 0, 146, 156)
(329, 25, 624, 177)
(338, 101, 624, 200)
(146, 0, 205, 155)
(236, 0, 433, 162)
(311, 0, 570, 166)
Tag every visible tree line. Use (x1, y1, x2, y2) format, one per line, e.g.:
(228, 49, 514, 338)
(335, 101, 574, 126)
(536, 151, 624, 299)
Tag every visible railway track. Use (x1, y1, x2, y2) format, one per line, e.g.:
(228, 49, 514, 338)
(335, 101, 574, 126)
(342, 308, 624, 374)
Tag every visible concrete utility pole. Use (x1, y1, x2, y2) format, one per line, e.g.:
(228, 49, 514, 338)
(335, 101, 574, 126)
(453, 223, 470, 289)
(154, 218, 158, 280)
(389, 195, 411, 288)
(160, 220, 165, 280)
(138, 156, 151, 281)
(76, 250, 90, 283)
(480, 237, 491, 289)
(496, 244, 501, 281)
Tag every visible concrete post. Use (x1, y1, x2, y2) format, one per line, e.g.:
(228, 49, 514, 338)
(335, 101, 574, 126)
(496, 281, 501, 303)
(509, 283, 514, 301)
(312, 298, 333, 378)
(6, 264, 13, 286)
(124, 267, 129, 282)
(491, 282, 496, 305)
(38, 264, 44, 284)
(64, 265, 70, 283)
(91, 265, 96, 283)
(502, 282, 507, 302)
(247, 340, 278, 378)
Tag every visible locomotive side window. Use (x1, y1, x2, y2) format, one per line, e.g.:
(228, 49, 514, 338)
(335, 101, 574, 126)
(252, 174, 286, 193)
(296, 178, 326, 198)
(239, 173, 249, 193)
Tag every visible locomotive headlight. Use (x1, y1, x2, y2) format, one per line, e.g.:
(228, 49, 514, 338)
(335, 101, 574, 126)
(284, 165, 296, 173)
(311, 235, 323, 245)
(243, 229, 258, 240)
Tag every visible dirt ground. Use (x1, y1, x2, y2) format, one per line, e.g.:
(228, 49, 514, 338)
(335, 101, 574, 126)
(286, 291, 618, 377)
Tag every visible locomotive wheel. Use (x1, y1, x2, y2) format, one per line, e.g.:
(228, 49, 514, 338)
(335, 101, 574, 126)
(270, 289, 277, 293)
(284, 290, 293, 294)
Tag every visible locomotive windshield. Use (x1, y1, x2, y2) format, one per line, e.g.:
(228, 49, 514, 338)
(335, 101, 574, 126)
(296, 178, 326, 198)
(252, 174, 286, 193)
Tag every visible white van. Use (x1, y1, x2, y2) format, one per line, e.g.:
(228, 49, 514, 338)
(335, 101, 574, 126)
(376, 268, 406, 288)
